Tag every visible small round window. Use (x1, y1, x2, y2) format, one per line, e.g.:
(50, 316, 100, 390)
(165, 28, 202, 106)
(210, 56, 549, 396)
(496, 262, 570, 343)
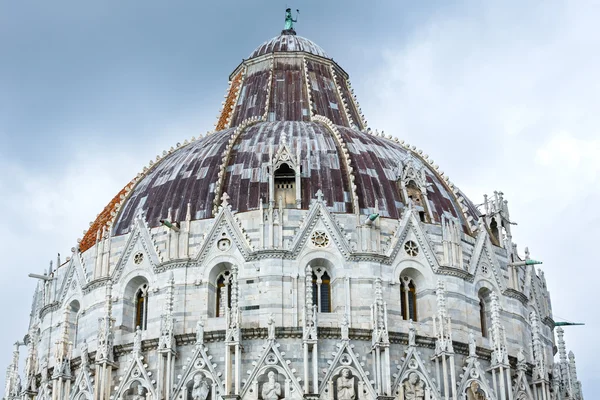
(404, 241, 419, 257)
(133, 252, 144, 264)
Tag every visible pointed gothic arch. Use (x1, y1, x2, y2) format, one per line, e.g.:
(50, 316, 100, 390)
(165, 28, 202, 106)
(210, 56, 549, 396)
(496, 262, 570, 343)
(397, 267, 426, 322)
(477, 287, 492, 338)
(67, 300, 81, 349)
(306, 258, 336, 313)
(206, 262, 237, 318)
(123, 276, 150, 332)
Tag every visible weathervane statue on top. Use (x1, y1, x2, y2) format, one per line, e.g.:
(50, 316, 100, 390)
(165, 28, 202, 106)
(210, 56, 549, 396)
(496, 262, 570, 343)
(283, 7, 299, 34)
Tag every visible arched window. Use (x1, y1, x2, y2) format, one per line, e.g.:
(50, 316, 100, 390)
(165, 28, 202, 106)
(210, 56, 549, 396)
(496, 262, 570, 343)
(312, 267, 331, 313)
(477, 288, 492, 338)
(274, 163, 297, 208)
(400, 276, 417, 321)
(68, 300, 81, 348)
(216, 270, 232, 318)
(479, 298, 487, 337)
(135, 283, 149, 330)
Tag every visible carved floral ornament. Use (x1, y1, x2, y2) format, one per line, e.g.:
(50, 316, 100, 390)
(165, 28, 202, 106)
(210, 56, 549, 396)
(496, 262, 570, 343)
(310, 231, 330, 248)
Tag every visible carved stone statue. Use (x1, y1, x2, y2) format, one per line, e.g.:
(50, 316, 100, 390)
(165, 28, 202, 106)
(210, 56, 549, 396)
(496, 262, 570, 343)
(336, 369, 355, 400)
(402, 373, 424, 400)
(133, 326, 142, 354)
(192, 375, 210, 400)
(466, 381, 486, 400)
(132, 385, 146, 400)
(267, 314, 276, 340)
(408, 321, 416, 347)
(261, 371, 282, 400)
(196, 319, 205, 345)
(468, 330, 477, 357)
(80, 340, 89, 370)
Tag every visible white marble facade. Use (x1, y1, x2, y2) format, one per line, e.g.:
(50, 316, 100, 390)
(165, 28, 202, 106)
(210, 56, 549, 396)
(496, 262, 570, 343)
(2, 190, 583, 400)
(2, 28, 584, 400)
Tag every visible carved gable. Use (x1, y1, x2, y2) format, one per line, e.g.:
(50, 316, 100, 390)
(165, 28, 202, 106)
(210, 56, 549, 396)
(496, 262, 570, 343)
(240, 339, 303, 400)
(172, 344, 223, 400)
(392, 346, 440, 400)
(112, 215, 162, 284)
(319, 340, 375, 400)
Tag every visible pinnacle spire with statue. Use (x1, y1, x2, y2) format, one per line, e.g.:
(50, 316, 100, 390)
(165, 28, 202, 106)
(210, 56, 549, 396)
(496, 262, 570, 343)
(282, 7, 299, 35)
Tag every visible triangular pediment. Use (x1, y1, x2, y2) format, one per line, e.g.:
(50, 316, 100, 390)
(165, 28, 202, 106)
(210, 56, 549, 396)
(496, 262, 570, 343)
(57, 252, 87, 306)
(112, 352, 157, 400)
(457, 356, 497, 400)
(172, 344, 224, 400)
(386, 210, 440, 272)
(112, 216, 162, 284)
(288, 198, 353, 259)
(194, 201, 254, 264)
(240, 339, 303, 400)
(469, 229, 507, 290)
(69, 366, 94, 400)
(513, 369, 534, 400)
(319, 340, 375, 400)
(391, 346, 440, 400)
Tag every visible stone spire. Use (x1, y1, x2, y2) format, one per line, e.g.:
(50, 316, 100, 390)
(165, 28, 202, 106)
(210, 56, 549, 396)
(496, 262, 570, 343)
(569, 351, 582, 399)
(433, 280, 453, 354)
(303, 265, 317, 341)
(371, 277, 388, 345)
(158, 273, 176, 351)
(96, 280, 114, 363)
(4, 342, 22, 400)
(530, 310, 547, 380)
(489, 292, 508, 366)
(53, 307, 72, 378)
(23, 327, 39, 393)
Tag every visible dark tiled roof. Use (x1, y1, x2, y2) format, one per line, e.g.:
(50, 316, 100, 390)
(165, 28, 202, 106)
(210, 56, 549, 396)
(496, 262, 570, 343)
(250, 34, 329, 59)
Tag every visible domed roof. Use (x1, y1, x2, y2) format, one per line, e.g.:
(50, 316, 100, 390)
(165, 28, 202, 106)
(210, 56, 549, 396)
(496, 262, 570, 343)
(109, 120, 479, 237)
(79, 31, 481, 252)
(249, 33, 329, 59)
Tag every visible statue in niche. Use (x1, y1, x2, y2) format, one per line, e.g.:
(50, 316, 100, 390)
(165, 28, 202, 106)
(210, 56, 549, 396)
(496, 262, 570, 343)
(261, 371, 282, 400)
(466, 381, 486, 400)
(336, 369, 356, 400)
(131, 385, 146, 400)
(191, 375, 210, 400)
(402, 373, 424, 400)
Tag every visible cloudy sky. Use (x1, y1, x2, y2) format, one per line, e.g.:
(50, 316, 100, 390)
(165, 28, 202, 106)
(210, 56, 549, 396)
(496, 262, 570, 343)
(1, 0, 598, 395)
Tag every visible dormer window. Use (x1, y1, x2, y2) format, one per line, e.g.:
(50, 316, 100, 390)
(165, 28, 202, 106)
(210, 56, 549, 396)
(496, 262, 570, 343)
(405, 180, 430, 223)
(274, 163, 297, 208)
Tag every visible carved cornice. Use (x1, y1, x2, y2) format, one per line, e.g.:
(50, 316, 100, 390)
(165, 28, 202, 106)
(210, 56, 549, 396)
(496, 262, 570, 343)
(39, 302, 59, 319)
(503, 288, 528, 306)
(81, 276, 110, 295)
(437, 266, 473, 281)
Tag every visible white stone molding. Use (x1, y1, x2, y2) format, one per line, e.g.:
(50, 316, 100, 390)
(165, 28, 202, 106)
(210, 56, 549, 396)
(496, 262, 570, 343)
(441, 214, 464, 270)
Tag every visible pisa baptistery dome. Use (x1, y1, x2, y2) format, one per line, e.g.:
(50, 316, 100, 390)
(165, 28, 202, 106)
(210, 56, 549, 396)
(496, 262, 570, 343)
(6, 18, 583, 400)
